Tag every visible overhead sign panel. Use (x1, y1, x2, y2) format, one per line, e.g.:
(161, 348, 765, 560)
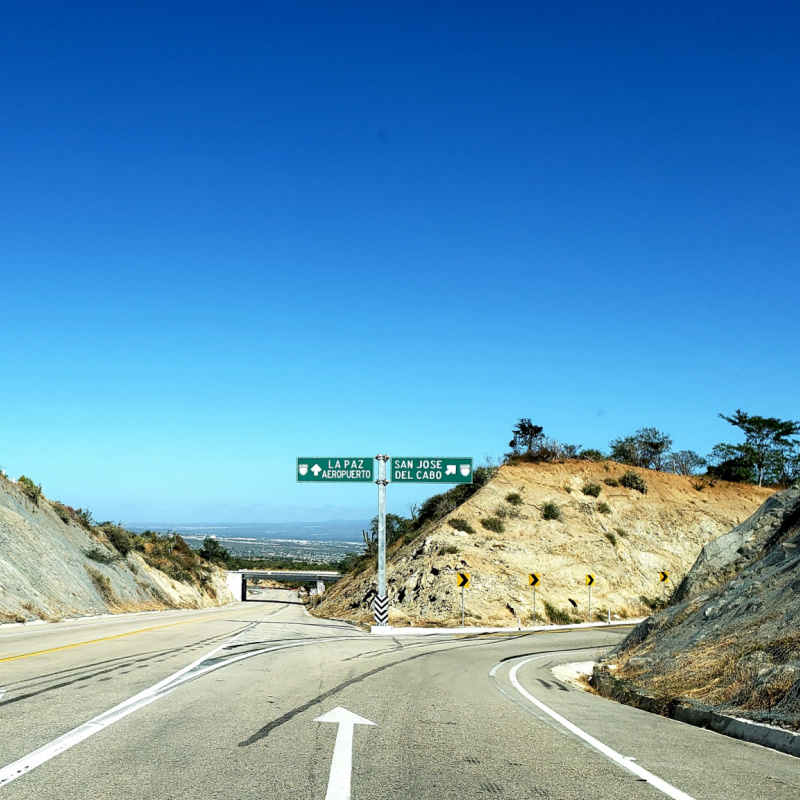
(297, 457, 375, 482)
(391, 457, 473, 483)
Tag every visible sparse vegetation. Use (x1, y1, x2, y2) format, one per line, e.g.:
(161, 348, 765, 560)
(604, 531, 618, 546)
(505, 491, 523, 506)
(85, 545, 120, 565)
(447, 518, 476, 534)
(51, 501, 73, 523)
(597, 501, 612, 515)
(17, 475, 42, 505)
(581, 482, 602, 498)
(438, 544, 460, 555)
(86, 566, 115, 603)
(413, 466, 497, 529)
(480, 516, 505, 533)
(619, 470, 648, 494)
(543, 600, 577, 625)
(74, 508, 94, 528)
(98, 523, 134, 556)
(541, 501, 562, 521)
(640, 594, 668, 611)
(615, 526, 628, 538)
(604, 478, 619, 487)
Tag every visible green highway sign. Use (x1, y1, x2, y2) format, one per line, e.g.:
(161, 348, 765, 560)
(297, 457, 375, 482)
(390, 457, 473, 483)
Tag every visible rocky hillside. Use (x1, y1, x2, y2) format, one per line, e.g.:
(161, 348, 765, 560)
(593, 484, 800, 732)
(314, 461, 772, 627)
(0, 475, 233, 623)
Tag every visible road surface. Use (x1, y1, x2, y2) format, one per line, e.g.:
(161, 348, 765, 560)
(0, 590, 796, 799)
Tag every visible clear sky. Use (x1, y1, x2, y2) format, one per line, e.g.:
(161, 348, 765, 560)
(2, 2, 798, 523)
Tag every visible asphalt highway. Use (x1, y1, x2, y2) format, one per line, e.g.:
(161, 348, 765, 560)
(0, 590, 796, 799)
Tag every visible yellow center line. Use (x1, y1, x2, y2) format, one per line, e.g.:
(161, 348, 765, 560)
(0, 604, 258, 663)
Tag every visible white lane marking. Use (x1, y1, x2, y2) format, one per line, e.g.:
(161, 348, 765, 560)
(315, 707, 376, 800)
(505, 656, 696, 800)
(0, 690, 5, 701)
(0, 614, 362, 788)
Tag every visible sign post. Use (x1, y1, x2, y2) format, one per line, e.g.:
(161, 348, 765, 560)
(529, 573, 539, 625)
(374, 455, 390, 626)
(299, 455, 473, 628)
(457, 572, 470, 627)
(586, 574, 595, 622)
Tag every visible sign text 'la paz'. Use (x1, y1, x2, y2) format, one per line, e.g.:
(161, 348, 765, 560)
(297, 457, 375, 482)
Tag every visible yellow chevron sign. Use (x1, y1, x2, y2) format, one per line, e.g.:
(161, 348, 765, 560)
(457, 572, 470, 588)
(585, 574, 595, 586)
(529, 573, 540, 586)
(659, 571, 669, 582)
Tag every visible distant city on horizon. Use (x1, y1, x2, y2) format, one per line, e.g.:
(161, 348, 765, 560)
(125, 520, 369, 563)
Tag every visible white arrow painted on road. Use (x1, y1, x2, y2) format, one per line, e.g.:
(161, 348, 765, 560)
(314, 706, 376, 800)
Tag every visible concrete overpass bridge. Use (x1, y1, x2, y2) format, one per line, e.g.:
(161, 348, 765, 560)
(225, 569, 342, 601)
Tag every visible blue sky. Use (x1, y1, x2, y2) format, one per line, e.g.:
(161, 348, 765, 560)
(2, 2, 798, 523)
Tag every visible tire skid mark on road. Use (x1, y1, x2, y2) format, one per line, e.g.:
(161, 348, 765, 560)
(0, 603, 350, 789)
(0, 604, 260, 664)
(239, 632, 532, 746)
(490, 653, 697, 800)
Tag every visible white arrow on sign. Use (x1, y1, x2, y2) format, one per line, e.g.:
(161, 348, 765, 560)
(445, 464, 457, 475)
(311, 463, 323, 476)
(315, 706, 376, 800)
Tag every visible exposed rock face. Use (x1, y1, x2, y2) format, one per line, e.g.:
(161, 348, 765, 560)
(595, 484, 800, 732)
(315, 461, 772, 627)
(672, 484, 800, 602)
(0, 477, 233, 622)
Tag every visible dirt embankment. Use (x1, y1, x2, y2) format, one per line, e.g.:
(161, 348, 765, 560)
(0, 476, 233, 623)
(593, 484, 800, 733)
(315, 461, 772, 627)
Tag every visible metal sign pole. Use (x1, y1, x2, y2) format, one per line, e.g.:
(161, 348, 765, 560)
(374, 454, 389, 626)
(533, 584, 536, 626)
(589, 584, 592, 623)
(461, 585, 465, 628)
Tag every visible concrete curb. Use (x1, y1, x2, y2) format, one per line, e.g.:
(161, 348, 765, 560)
(370, 619, 644, 635)
(592, 667, 800, 759)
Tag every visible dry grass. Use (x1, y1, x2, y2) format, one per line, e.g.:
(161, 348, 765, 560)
(20, 601, 62, 623)
(85, 566, 117, 605)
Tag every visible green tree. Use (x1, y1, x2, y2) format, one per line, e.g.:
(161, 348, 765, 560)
(508, 419, 544, 455)
(718, 410, 800, 486)
(198, 537, 232, 565)
(669, 450, 707, 476)
(609, 428, 673, 470)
